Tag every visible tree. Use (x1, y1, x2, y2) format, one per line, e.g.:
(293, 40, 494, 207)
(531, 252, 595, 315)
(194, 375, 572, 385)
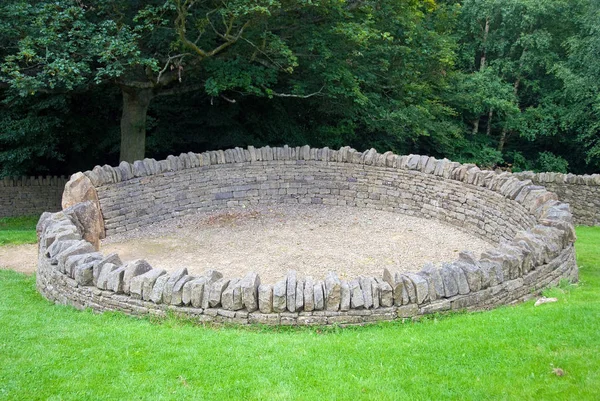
(1, 0, 330, 162)
(1, 0, 463, 165)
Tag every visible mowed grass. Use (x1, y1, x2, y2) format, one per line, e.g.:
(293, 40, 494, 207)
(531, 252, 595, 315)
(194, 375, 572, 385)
(0, 228, 599, 400)
(0, 215, 38, 245)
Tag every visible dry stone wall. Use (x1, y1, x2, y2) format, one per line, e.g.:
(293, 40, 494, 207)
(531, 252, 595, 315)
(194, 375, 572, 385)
(0, 176, 67, 218)
(514, 171, 600, 226)
(36, 146, 579, 326)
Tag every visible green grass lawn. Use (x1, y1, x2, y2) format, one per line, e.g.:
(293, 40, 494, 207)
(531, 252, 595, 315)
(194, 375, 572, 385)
(0, 215, 38, 246)
(0, 227, 599, 400)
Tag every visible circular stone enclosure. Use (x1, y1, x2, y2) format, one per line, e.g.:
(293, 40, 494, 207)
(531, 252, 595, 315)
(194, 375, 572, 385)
(36, 145, 578, 326)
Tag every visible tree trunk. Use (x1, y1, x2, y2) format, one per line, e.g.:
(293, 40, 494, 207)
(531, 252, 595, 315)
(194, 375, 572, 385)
(498, 128, 508, 152)
(472, 119, 480, 135)
(486, 109, 493, 136)
(120, 87, 154, 163)
(480, 17, 490, 71)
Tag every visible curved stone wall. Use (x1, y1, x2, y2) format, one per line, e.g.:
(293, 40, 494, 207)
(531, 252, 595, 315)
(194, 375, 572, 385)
(514, 171, 600, 226)
(36, 146, 579, 326)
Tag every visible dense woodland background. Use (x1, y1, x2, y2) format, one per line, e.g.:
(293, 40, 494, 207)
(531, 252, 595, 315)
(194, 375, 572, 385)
(0, 0, 598, 177)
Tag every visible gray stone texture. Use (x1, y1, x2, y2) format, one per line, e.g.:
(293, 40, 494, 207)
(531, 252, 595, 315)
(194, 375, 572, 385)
(32, 146, 582, 325)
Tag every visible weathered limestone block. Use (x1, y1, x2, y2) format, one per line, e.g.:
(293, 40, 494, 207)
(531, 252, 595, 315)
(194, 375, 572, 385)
(400, 275, 417, 304)
(360, 277, 374, 309)
(73, 261, 98, 286)
(313, 281, 325, 311)
(303, 277, 315, 312)
(383, 268, 403, 305)
(107, 266, 126, 293)
(122, 260, 153, 294)
(455, 261, 482, 292)
(448, 264, 470, 295)
(208, 278, 230, 308)
(418, 263, 444, 301)
(286, 270, 298, 312)
(478, 259, 503, 287)
(149, 272, 170, 302)
(375, 278, 393, 307)
(325, 271, 341, 311)
(295, 278, 304, 312)
(42, 224, 80, 249)
(171, 275, 195, 306)
(222, 278, 241, 311)
(406, 273, 429, 304)
(46, 239, 79, 261)
(188, 278, 208, 308)
(371, 279, 380, 309)
(201, 271, 224, 309)
(440, 264, 459, 298)
(65, 252, 102, 278)
(93, 253, 122, 286)
(162, 268, 188, 304)
(130, 268, 166, 300)
(56, 241, 96, 274)
(62, 172, 105, 239)
(96, 263, 119, 290)
(63, 201, 105, 250)
(349, 279, 364, 309)
(340, 281, 351, 311)
(258, 284, 273, 314)
(241, 272, 261, 312)
(273, 279, 287, 313)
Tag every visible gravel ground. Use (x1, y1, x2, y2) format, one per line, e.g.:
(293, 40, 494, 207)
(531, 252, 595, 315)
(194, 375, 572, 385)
(102, 205, 493, 284)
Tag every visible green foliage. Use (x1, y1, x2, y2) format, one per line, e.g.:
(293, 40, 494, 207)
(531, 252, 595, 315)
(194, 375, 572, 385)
(0, 0, 599, 174)
(536, 151, 569, 173)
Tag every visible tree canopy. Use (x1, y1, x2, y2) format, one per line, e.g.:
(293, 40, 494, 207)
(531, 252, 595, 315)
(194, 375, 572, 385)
(0, 0, 598, 176)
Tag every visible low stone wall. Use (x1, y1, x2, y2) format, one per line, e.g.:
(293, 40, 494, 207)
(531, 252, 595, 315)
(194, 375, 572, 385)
(0, 176, 67, 218)
(514, 171, 600, 226)
(36, 146, 579, 325)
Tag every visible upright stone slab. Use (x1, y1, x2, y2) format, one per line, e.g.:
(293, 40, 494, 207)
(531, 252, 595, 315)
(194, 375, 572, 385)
(93, 253, 122, 286)
(201, 270, 224, 309)
(107, 266, 126, 293)
(222, 278, 241, 311)
(122, 260, 153, 294)
(96, 263, 118, 290)
(375, 278, 393, 307)
(150, 274, 170, 304)
(440, 264, 459, 297)
(400, 275, 417, 304)
(303, 277, 315, 312)
(162, 268, 188, 304)
(73, 261, 97, 286)
(273, 279, 287, 313)
(258, 284, 273, 314)
(383, 268, 403, 305)
(286, 270, 297, 313)
(349, 279, 365, 309)
(360, 277, 374, 309)
(171, 275, 195, 305)
(340, 281, 351, 311)
(241, 272, 261, 312)
(295, 278, 305, 312)
(406, 273, 429, 304)
(130, 268, 166, 300)
(325, 272, 341, 311)
(189, 278, 208, 308)
(208, 278, 230, 308)
(313, 281, 325, 311)
(371, 278, 380, 309)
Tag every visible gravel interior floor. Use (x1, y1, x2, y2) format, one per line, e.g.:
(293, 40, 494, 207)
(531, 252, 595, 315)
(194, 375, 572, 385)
(101, 205, 494, 284)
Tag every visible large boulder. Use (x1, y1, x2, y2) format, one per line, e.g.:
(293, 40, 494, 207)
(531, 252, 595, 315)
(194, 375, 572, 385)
(62, 172, 105, 247)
